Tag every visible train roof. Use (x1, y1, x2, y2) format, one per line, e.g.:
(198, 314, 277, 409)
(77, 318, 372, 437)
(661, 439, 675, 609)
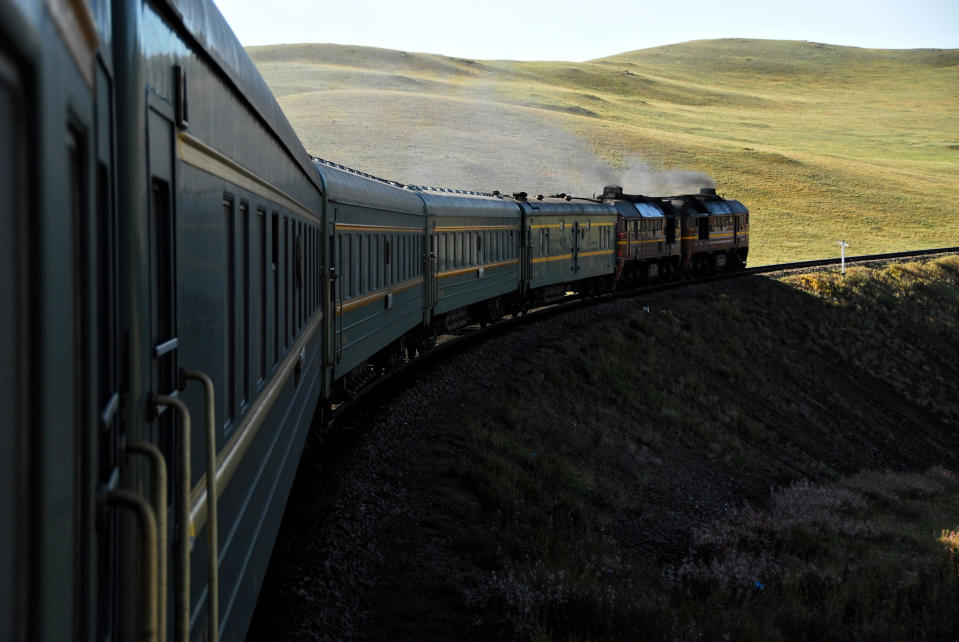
(169, 0, 323, 192)
(664, 194, 748, 216)
(312, 159, 425, 214)
(412, 187, 521, 219)
(516, 198, 616, 217)
(611, 200, 668, 218)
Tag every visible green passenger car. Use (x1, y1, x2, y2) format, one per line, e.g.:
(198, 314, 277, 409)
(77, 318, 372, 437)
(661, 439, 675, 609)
(517, 197, 619, 302)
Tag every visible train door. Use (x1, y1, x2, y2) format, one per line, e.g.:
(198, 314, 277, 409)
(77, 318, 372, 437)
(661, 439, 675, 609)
(147, 100, 181, 642)
(426, 227, 437, 323)
(92, 54, 124, 642)
(571, 221, 580, 274)
(331, 210, 342, 367)
(523, 215, 533, 293)
(734, 215, 740, 246)
(0, 42, 25, 642)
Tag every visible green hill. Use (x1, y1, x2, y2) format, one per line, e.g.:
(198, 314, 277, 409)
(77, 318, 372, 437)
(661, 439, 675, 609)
(248, 39, 959, 264)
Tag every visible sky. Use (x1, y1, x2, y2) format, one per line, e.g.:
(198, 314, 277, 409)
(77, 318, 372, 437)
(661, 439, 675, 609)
(212, 0, 959, 61)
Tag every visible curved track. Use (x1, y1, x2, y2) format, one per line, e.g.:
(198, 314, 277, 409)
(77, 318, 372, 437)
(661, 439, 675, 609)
(325, 245, 959, 430)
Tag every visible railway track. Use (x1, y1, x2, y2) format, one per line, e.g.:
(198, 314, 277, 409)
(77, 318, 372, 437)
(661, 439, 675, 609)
(325, 245, 959, 430)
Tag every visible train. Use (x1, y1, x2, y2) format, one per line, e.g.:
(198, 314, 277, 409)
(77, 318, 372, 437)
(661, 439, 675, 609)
(0, 0, 748, 640)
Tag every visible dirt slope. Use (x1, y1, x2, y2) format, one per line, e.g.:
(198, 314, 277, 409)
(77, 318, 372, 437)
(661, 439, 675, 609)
(250, 257, 959, 640)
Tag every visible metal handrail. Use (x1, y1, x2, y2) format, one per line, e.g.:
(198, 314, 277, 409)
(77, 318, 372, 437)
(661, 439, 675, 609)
(126, 441, 168, 642)
(183, 369, 219, 642)
(106, 489, 158, 642)
(156, 395, 191, 642)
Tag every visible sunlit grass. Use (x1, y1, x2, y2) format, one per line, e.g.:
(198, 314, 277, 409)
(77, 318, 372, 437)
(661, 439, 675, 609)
(941, 529, 959, 553)
(250, 40, 959, 264)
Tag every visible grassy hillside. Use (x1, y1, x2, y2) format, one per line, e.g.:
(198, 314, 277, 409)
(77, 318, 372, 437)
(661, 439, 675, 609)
(252, 256, 959, 640)
(247, 39, 959, 264)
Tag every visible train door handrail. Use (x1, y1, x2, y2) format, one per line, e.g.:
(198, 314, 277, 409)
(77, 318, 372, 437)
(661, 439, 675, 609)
(126, 441, 169, 642)
(155, 395, 192, 642)
(183, 370, 219, 642)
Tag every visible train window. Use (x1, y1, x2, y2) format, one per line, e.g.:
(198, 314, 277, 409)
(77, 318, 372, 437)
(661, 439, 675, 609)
(382, 234, 387, 287)
(385, 237, 392, 284)
(306, 227, 311, 316)
(315, 227, 320, 312)
(376, 234, 382, 290)
(371, 234, 377, 291)
(240, 201, 250, 408)
(297, 223, 303, 329)
(375, 233, 380, 289)
(298, 225, 305, 327)
(299, 224, 303, 326)
(358, 234, 365, 294)
(306, 227, 312, 315)
(312, 227, 317, 313)
(381, 235, 388, 287)
(304, 228, 309, 316)
(224, 196, 236, 426)
(292, 221, 298, 331)
(257, 209, 266, 383)
(298, 224, 304, 329)
(339, 233, 344, 298)
(350, 233, 356, 297)
(285, 217, 291, 344)
(367, 235, 373, 292)
(272, 212, 279, 366)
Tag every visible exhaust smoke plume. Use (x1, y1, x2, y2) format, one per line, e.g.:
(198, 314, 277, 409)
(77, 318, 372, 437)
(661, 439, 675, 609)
(278, 59, 715, 197)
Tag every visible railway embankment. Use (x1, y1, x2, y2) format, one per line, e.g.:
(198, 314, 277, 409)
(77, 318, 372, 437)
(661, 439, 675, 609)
(250, 256, 959, 640)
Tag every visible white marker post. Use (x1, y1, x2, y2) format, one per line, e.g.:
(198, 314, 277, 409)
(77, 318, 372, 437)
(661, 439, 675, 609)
(837, 240, 849, 274)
